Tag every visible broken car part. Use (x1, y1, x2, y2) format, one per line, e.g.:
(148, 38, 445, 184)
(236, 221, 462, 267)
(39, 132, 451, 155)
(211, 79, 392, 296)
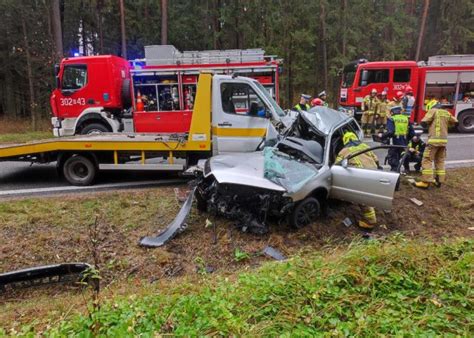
(139, 187, 196, 248)
(262, 246, 286, 261)
(0, 263, 93, 292)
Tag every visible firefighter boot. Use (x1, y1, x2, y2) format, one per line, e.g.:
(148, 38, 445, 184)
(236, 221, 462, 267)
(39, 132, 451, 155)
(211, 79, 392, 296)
(358, 220, 374, 231)
(434, 176, 442, 188)
(414, 181, 430, 189)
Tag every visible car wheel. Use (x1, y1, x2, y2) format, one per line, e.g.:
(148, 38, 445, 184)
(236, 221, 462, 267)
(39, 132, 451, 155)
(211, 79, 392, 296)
(63, 155, 97, 186)
(290, 197, 320, 229)
(81, 123, 109, 135)
(457, 110, 474, 133)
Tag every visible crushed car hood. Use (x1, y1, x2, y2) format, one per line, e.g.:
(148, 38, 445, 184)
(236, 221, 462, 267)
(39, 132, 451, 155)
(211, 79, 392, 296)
(208, 152, 286, 191)
(207, 148, 319, 194)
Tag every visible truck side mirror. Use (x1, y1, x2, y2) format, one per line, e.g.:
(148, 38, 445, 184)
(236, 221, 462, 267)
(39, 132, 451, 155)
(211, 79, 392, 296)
(55, 77, 61, 89)
(54, 64, 60, 77)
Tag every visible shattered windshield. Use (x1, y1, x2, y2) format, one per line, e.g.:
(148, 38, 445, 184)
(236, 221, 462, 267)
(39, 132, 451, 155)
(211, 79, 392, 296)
(263, 147, 318, 194)
(301, 107, 349, 135)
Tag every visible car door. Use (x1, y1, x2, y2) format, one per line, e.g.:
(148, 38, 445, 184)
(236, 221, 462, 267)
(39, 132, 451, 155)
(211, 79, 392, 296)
(212, 78, 271, 154)
(330, 164, 399, 210)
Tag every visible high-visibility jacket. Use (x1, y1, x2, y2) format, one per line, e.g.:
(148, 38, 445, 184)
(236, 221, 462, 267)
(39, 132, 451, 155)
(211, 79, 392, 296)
(293, 103, 310, 111)
(362, 95, 380, 114)
(336, 142, 378, 169)
(385, 114, 415, 146)
(422, 108, 458, 145)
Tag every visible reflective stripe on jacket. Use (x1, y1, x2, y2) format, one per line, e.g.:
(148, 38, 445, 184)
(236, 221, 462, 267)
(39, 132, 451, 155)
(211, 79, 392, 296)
(336, 142, 378, 169)
(294, 103, 310, 111)
(422, 108, 458, 145)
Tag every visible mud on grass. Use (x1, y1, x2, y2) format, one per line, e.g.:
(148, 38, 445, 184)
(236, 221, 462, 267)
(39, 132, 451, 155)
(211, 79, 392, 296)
(1, 168, 473, 330)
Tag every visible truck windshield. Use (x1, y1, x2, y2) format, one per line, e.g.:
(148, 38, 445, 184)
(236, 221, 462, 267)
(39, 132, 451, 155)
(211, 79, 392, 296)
(254, 81, 285, 117)
(341, 64, 357, 88)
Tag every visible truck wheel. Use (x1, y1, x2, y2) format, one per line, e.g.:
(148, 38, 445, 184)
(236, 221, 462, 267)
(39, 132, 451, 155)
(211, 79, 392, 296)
(457, 110, 474, 133)
(80, 123, 109, 135)
(289, 197, 320, 229)
(121, 79, 132, 109)
(63, 155, 97, 186)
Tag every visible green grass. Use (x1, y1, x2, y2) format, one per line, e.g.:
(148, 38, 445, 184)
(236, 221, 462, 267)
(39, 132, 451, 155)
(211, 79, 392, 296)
(0, 131, 52, 143)
(11, 237, 472, 336)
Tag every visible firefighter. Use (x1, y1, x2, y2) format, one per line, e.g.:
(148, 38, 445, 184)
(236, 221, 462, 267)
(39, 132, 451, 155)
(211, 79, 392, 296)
(402, 86, 415, 117)
(403, 135, 425, 172)
(336, 131, 380, 230)
(377, 91, 390, 131)
(415, 101, 458, 188)
(379, 106, 415, 172)
(361, 89, 380, 136)
(293, 94, 311, 111)
(311, 98, 323, 107)
(318, 90, 329, 107)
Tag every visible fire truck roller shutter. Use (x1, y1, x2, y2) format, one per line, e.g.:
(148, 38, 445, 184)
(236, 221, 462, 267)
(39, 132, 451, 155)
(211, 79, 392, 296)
(121, 78, 132, 109)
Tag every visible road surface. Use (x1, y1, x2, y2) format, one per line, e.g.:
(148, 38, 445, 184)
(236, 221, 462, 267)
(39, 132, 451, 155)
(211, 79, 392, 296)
(1, 134, 473, 198)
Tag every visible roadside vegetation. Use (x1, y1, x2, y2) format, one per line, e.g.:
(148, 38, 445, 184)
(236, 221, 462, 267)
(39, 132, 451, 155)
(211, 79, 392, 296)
(1, 168, 473, 335)
(3, 238, 473, 336)
(0, 118, 51, 143)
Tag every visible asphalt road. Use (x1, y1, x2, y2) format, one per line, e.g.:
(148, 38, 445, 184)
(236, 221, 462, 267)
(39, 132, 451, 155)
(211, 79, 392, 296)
(1, 134, 473, 198)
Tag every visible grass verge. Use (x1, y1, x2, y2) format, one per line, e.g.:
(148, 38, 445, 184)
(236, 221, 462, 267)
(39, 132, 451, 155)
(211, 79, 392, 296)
(5, 237, 472, 336)
(0, 131, 52, 143)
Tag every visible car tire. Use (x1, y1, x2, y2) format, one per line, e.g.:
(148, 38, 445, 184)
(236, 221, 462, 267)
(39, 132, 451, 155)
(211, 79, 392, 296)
(63, 155, 97, 186)
(289, 197, 320, 229)
(80, 123, 109, 135)
(457, 110, 474, 133)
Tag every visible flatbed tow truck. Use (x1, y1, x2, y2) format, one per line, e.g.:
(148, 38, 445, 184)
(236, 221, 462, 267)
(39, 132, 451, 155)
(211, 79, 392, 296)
(0, 73, 287, 185)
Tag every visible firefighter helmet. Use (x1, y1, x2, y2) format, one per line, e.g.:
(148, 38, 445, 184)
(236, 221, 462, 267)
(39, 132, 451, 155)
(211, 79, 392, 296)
(371, 89, 377, 95)
(311, 98, 323, 106)
(396, 91, 404, 100)
(404, 85, 413, 94)
(343, 131, 359, 145)
(381, 91, 387, 96)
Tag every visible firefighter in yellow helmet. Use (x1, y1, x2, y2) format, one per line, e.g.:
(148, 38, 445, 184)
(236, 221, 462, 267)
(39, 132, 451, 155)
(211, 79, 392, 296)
(336, 131, 380, 230)
(415, 100, 458, 188)
(361, 89, 380, 136)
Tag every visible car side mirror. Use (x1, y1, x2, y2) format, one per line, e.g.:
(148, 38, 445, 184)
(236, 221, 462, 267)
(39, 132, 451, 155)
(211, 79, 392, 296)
(265, 110, 271, 118)
(341, 159, 348, 168)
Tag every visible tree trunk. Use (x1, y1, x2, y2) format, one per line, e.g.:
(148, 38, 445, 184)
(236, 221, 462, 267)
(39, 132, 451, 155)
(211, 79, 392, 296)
(51, 0, 63, 61)
(21, 14, 37, 130)
(161, 0, 168, 45)
(96, 0, 104, 54)
(320, 0, 328, 90)
(341, 0, 347, 58)
(415, 0, 430, 61)
(119, 0, 127, 58)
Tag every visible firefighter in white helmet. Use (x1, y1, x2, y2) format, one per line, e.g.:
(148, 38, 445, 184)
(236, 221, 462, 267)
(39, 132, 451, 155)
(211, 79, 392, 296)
(361, 89, 380, 136)
(377, 90, 390, 132)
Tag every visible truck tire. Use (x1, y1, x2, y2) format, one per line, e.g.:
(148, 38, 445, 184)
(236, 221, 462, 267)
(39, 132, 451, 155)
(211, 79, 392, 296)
(81, 123, 109, 135)
(63, 155, 97, 186)
(289, 197, 320, 229)
(457, 110, 474, 133)
(121, 79, 132, 109)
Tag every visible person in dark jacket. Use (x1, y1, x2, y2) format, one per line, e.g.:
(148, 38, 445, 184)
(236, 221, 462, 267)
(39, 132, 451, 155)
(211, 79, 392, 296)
(379, 106, 415, 172)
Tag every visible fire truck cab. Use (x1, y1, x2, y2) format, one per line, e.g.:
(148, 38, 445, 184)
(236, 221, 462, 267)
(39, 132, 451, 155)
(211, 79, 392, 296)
(339, 55, 474, 132)
(51, 45, 281, 137)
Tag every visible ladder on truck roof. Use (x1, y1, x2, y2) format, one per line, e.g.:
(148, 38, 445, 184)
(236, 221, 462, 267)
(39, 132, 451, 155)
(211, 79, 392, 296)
(136, 45, 279, 66)
(420, 55, 474, 67)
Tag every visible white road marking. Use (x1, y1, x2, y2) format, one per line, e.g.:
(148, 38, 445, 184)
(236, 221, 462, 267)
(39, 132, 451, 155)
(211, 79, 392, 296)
(445, 159, 474, 164)
(0, 179, 185, 197)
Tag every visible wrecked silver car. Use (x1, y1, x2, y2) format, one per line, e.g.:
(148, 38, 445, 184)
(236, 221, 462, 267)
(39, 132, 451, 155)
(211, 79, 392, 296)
(140, 107, 400, 247)
(194, 107, 400, 233)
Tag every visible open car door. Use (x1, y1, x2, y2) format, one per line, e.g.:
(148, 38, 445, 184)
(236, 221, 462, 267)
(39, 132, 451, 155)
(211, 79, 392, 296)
(329, 146, 401, 210)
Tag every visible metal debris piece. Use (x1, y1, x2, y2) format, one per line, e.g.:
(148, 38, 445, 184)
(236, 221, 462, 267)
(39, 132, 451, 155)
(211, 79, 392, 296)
(342, 217, 353, 227)
(410, 198, 424, 206)
(407, 178, 416, 185)
(262, 246, 286, 261)
(140, 188, 196, 248)
(0, 263, 93, 292)
(379, 224, 388, 230)
(468, 227, 474, 231)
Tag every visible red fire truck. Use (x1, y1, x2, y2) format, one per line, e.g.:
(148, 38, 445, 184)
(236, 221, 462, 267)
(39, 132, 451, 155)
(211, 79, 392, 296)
(339, 55, 474, 132)
(51, 45, 281, 136)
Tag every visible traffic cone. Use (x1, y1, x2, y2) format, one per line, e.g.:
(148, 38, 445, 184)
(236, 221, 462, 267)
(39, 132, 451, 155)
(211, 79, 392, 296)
(136, 91, 144, 111)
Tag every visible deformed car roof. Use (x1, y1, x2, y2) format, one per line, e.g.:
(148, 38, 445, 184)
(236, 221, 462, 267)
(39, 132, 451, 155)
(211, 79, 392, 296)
(301, 106, 350, 135)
